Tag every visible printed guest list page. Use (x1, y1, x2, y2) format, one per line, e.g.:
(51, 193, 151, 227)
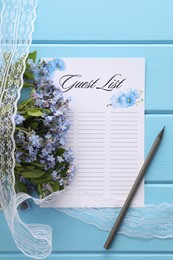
(52, 58, 145, 208)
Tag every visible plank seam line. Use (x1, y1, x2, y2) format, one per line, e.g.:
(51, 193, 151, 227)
(2, 252, 173, 255)
(32, 40, 173, 45)
(145, 181, 173, 185)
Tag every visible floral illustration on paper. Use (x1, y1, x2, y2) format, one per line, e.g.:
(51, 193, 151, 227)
(108, 89, 143, 109)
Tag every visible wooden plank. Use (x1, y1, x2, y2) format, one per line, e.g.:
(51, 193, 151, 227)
(29, 44, 173, 111)
(23, 0, 173, 42)
(1, 254, 173, 260)
(1, 0, 173, 42)
(145, 115, 173, 181)
(0, 254, 173, 260)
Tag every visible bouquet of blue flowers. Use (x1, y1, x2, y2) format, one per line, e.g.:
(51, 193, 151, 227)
(14, 52, 75, 198)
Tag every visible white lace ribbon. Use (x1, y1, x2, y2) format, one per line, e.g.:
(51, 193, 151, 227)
(0, 0, 53, 258)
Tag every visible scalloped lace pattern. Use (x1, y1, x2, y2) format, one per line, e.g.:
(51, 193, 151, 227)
(0, 1, 53, 259)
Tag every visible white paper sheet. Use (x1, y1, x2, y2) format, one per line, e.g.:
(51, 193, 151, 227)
(52, 58, 145, 207)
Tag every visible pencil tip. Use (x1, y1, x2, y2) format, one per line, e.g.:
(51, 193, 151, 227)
(158, 126, 165, 139)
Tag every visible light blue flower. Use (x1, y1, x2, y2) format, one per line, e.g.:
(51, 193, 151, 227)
(54, 110, 63, 116)
(15, 151, 22, 163)
(125, 90, 136, 107)
(45, 133, 52, 140)
(63, 149, 74, 162)
(15, 114, 25, 125)
(59, 178, 64, 186)
(110, 89, 141, 109)
(47, 161, 56, 169)
(111, 92, 126, 108)
(44, 116, 54, 125)
(57, 156, 64, 163)
(48, 59, 65, 73)
(55, 58, 65, 71)
(131, 89, 140, 99)
(29, 134, 40, 148)
(51, 170, 58, 180)
(16, 131, 25, 141)
(41, 67, 49, 76)
(40, 148, 49, 157)
(59, 137, 65, 145)
(45, 143, 52, 152)
(36, 99, 45, 107)
(27, 145, 34, 154)
(47, 154, 55, 162)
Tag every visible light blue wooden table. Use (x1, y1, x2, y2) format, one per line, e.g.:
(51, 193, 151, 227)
(1, 0, 173, 259)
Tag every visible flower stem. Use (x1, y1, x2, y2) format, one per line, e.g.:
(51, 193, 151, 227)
(15, 127, 30, 135)
(18, 97, 33, 110)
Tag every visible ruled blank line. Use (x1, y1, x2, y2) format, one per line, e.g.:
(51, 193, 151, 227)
(110, 146, 137, 148)
(78, 129, 105, 131)
(78, 163, 105, 165)
(78, 120, 105, 122)
(78, 112, 105, 114)
(78, 175, 104, 178)
(78, 124, 105, 127)
(77, 189, 104, 191)
(78, 133, 105, 135)
(110, 133, 137, 135)
(111, 119, 138, 123)
(78, 142, 105, 144)
(110, 167, 137, 170)
(78, 145, 105, 147)
(111, 163, 137, 165)
(110, 137, 137, 140)
(78, 137, 105, 139)
(111, 158, 136, 162)
(78, 158, 103, 161)
(110, 111, 137, 114)
(111, 141, 137, 144)
(111, 124, 137, 127)
(77, 173, 105, 175)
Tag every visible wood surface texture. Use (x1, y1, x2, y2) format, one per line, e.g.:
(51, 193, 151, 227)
(0, 0, 173, 259)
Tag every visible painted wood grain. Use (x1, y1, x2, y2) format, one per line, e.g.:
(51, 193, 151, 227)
(1, 254, 173, 260)
(0, 0, 173, 259)
(32, 0, 173, 42)
(0, 0, 172, 43)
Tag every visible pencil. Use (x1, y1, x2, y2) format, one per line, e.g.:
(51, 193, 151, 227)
(104, 126, 165, 249)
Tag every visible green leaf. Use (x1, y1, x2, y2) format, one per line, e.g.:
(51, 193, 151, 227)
(30, 162, 45, 169)
(15, 163, 22, 168)
(23, 83, 34, 88)
(18, 98, 35, 110)
(56, 148, 65, 156)
(15, 180, 28, 193)
(32, 174, 52, 184)
(24, 70, 34, 80)
(29, 122, 38, 130)
(27, 51, 37, 63)
(51, 181, 60, 192)
(27, 108, 43, 117)
(20, 168, 45, 179)
(23, 166, 35, 170)
(37, 183, 43, 196)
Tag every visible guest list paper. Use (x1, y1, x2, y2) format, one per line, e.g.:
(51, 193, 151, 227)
(52, 58, 145, 208)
